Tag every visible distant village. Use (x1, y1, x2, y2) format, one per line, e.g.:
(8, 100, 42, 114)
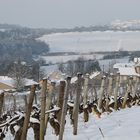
(0, 57, 140, 92)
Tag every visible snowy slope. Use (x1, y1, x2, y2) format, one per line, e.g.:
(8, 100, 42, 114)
(39, 31, 140, 53)
(4, 106, 140, 140)
(43, 106, 140, 140)
(39, 54, 103, 64)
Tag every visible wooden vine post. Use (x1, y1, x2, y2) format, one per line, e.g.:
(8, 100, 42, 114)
(90, 78, 97, 101)
(34, 91, 38, 104)
(114, 73, 120, 111)
(69, 82, 73, 101)
(98, 76, 106, 109)
(13, 94, 16, 112)
(24, 95, 28, 111)
(83, 74, 89, 107)
(59, 77, 71, 140)
(93, 84, 97, 101)
(133, 76, 140, 97)
(51, 82, 56, 105)
(122, 76, 133, 108)
(129, 76, 133, 94)
(57, 80, 66, 122)
(45, 81, 55, 133)
(0, 91, 4, 116)
(40, 79, 47, 140)
(83, 74, 89, 122)
(73, 73, 82, 135)
(21, 85, 36, 140)
(105, 73, 113, 112)
(108, 73, 113, 96)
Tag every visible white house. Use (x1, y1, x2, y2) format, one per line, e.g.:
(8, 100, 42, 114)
(113, 62, 140, 83)
(0, 76, 38, 90)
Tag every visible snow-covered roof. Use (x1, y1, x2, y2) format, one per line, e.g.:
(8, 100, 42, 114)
(118, 67, 140, 76)
(113, 63, 134, 69)
(71, 72, 101, 83)
(134, 58, 140, 63)
(135, 63, 140, 67)
(0, 76, 38, 89)
(24, 78, 38, 86)
(134, 58, 140, 66)
(0, 76, 14, 88)
(48, 70, 66, 83)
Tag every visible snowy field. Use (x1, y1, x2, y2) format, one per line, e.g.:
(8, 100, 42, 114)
(5, 106, 140, 140)
(27, 106, 140, 140)
(99, 57, 129, 71)
(39, 31, 140, 53)
(40, 57, 129, 75)
(39, 53, 103, 64)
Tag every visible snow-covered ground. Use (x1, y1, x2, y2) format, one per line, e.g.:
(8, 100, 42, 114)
(28, 106, 140, 140)
(46, 107, 140, 140)
(39, 31, 140, 53)
(40, 57, 129, 75)
(99, 57, 129, 71)
(39, 54, 103, 64)
(39, 53, 104, 75)
(5, 106, 140, 140)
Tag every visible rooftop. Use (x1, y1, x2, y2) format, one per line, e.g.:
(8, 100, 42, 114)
(118, 67, 140, 76)
(113, 63, 134, 69)
(0, 76, 38, 90)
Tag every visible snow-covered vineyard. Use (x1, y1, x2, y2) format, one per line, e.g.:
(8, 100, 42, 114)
(1, 58, 140, 140)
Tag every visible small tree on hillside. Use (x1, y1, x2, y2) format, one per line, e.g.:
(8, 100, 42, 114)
(31, 62, 40, 82)
(58, 62, 65, 73)
(90, 60, 101, 71)
(8, 59, 29, 90)
(57, 57, 101, 77)
(74, 57, 85, 74)
(67, 60, 75, 76)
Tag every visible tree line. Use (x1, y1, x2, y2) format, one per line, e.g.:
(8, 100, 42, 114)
(58, 57, 101, 76)
(0, 27, 49, 76)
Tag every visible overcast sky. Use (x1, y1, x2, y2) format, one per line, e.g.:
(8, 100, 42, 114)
(0, 0, 140, 28)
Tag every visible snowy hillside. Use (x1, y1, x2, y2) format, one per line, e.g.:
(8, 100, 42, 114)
(39, 53, 103, 64)
(29, 106, 140, 140)
(4, 104, 140, 140)
(111, 20, 140, 30)
(39, 31, 140, 53)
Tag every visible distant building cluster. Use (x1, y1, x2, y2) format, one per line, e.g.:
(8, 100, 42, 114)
(0, 76, 38, 91)
(113, 57, 140, 83)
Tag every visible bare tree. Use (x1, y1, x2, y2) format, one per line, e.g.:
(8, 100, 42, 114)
(75, 57, 85, 74)
(8, 58, 29, 90)
(67, 60, 75, 76)
(58, 62, 65, 73)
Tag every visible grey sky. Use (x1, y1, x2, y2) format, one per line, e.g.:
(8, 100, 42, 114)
(0, 0, 140, 28)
